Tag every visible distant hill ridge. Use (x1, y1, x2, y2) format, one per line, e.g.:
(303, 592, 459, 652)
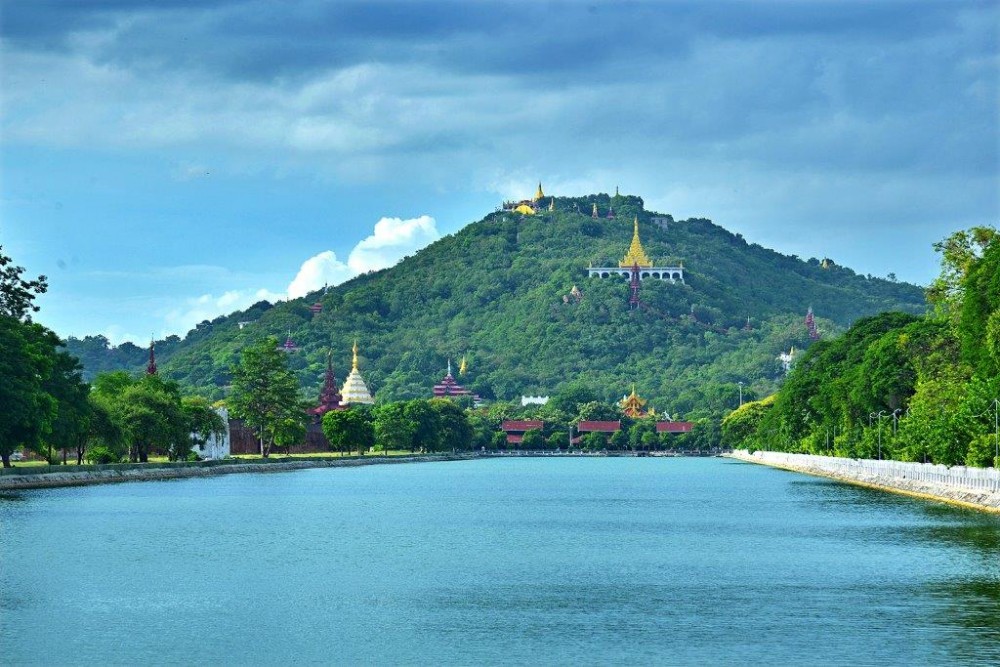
(66, 192, 925, 419)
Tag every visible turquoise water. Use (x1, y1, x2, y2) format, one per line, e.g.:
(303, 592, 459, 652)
(2, 458, 999, 666)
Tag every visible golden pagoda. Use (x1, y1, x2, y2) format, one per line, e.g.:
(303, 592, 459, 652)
(620, 385, 648, 418)
(459, 355, 468, 376)
(619, 217, 653, 268)
(534, 182, 545, 202)
(341, 340, 374, 405)
(513, 203, 536, 215)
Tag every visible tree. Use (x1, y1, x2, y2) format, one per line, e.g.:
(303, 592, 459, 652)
(229, 337, 303, 458)
(0, 245, 47, 322)
(0, 317, 57, 467)
(405, 399, 440, 452)
(40, 348, 90, 464)
(322, 408, 375, 456)
(431, 399, 472, 451)
(374, 402, 415, 454)
(117, 377, 186, 462)
(520, 429, 545, 450)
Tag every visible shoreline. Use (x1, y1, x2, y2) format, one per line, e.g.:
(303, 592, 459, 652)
(726, 450, 1000, 514)
(0, 453, 481, 491)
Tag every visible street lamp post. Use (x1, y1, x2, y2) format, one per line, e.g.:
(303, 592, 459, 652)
(877, 411, 886, 460)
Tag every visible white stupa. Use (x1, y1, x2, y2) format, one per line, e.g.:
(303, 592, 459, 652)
(341, 340, 375, 405)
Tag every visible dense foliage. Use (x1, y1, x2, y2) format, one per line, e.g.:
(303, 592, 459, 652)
(66, 194, 924, 426)
(732, 228, 999, 467)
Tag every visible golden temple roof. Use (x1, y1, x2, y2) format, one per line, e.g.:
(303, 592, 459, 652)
(619, 217, 653, 268)
(514, 204, 536, 215)
(620, 385, 649, 418)
(534, 182, 545, 201)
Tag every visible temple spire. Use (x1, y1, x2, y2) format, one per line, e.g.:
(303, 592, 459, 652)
(352, 339, 359, 372)
(459, 355, 468, 376)
(447, 358, 453, 376)
(549, 197, 555, 212)
(534, 182, 545, 201)
(146, 337, 157, 375)
(620, 217, 653, 268)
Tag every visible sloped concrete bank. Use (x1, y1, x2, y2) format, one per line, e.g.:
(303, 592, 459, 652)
(0, 454, 481, 491)
(727, 449, 1000, 513)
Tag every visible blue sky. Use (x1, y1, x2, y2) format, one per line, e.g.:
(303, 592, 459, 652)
(2, 0, 997, 344)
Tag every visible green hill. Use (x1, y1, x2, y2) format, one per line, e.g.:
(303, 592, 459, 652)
(66, 193, 925, 418)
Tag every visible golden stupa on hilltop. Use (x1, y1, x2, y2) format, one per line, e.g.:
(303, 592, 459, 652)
(619, 217, 653, 268)
(534, 182, 545, 201)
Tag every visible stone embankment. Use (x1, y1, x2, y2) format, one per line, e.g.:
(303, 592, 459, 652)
(0, 454, 480, 491)
(728, 449, 1000, 513)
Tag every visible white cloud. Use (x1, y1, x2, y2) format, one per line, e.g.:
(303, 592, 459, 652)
(347, 215, 439, 273)
(287, 250, 351, 299)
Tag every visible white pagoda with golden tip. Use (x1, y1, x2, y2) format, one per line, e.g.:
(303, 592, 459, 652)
(341, 341, 375, 405)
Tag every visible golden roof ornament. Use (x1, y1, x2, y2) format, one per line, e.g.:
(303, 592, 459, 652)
(534, 182, 545, 201)
(619, 217, 653, 268)
(352, 339, 359, 372)
(620, 384, 649, 418)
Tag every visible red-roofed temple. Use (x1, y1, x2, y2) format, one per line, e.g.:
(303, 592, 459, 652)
(433, 360, 473, 398)
(310, 352, 343, 418)
(501, 420, 545, 445)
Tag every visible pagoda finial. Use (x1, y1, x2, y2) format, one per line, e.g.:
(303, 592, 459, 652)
(146, 336, 157, 375)
(549, 197, 555, 212)
(620, 217, 653, 268)
(447, 358, 452, 376)
(592, 203, 599, 218)
(459, 355, 468, 376)
(534, 182, 545, 201)
(352, 339, 359, 371)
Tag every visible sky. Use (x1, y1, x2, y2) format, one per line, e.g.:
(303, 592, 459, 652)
(2, 0, 997, 344)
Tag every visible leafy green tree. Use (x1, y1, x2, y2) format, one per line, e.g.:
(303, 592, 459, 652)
(405, 399, 440, 452)
(581, 431, 606, 450)
(374, 402, 415, 454)
(322, 408, 375, 456)
(520, 429, 545, 450)
(117, 377, 186, 462)
(81, 395, 124, 464)
(0, 245, 47, 322)
(229, 337, 303, 458)
(0, 317, 57, 467)
(430, 399, 472, 451)
(41, 349, 90, 464)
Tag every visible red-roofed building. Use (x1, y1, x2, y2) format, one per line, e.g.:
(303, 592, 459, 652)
(433, 360, 473, 398)
(501, 420, 544, 444)
(576, 420, 622, 433)
(656, 421, 694, 433)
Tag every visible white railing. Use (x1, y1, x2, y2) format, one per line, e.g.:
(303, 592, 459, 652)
(735, 451, 1000, 494)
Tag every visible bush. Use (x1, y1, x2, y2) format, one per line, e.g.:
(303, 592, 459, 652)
(86, 445, 121, 464)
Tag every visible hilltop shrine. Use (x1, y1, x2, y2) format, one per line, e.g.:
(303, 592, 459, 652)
(587, 217, 685, 283)
(502, 182, 548, 216)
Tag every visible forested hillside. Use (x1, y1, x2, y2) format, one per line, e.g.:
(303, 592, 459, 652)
(67, 193, 925, 419)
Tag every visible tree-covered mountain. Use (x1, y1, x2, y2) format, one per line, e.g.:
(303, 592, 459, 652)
(66, 192, 925, 419)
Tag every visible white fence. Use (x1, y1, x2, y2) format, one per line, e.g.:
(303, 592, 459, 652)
(735, 450, 1000, 494)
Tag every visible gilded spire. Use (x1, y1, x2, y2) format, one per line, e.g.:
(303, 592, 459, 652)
(459, 355, 468, 376)
(619, 217, 653, 268)
(534, 182, 545, 201)
(352, 339, 359, 372)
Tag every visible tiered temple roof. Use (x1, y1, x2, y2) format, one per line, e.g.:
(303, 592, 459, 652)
(311, 351, 343, 416)
(620, 385, 649, 418)
(341, 341, 375, 405)
(433, 360, 473, 398)
(146, 339, 157, 375)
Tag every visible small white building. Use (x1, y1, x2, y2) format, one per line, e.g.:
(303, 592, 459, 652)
(521, 395, 550, 406)
(194, 407, 231, 460)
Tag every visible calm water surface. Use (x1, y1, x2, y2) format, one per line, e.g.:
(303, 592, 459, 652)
(2, 458, 999, 666)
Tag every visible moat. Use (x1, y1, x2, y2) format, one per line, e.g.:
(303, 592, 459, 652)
(2, 458, 998, 666)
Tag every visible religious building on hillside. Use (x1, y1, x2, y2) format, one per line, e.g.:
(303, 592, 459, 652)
(341, 341, 375, 405)
(310, 351, 344, 418)
(587, 217, 685, 283)
(502, 183, 552, 216)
